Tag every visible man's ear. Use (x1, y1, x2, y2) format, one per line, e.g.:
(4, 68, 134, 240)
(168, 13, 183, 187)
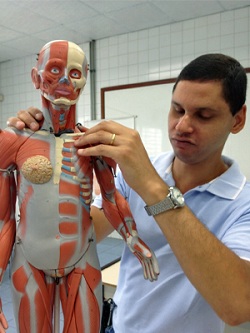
(231, 105, 247, 134)
(31, 67, 40, 89)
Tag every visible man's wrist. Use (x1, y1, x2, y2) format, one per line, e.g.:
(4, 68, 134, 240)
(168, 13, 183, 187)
(144, 186, 185, 216)
(143, 187, 169, 207)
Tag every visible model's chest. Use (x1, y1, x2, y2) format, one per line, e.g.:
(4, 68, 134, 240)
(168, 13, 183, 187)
(17, 132, 90, 185)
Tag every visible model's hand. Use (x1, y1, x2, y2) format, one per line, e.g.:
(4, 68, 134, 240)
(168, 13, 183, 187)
(126, 230, 160, 281)
(0, 299, 8, 333)
(7, 107, 44, 131)
(75, 121, 164, 200)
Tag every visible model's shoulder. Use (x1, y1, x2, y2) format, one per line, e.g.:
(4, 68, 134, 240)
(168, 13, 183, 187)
(0, 127, 19, 141)
(0, 128, 39, 148)
(1, 127, 34, 135)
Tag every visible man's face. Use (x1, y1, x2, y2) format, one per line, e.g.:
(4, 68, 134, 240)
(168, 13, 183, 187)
(168, 80, 238, 166)
(36, 41, 87, 106)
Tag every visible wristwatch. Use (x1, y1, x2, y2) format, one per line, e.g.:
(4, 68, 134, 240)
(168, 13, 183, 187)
(144, 186, 185, 216)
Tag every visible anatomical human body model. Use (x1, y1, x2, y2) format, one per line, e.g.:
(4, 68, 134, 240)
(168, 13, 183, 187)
(0, 40, 159, 333)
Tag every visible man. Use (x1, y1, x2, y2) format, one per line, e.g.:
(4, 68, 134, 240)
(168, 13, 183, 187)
(8, 54, 250, 333)
(0, 40, 158, 333)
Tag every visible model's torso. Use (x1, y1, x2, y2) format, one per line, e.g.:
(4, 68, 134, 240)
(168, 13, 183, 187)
(2, 128, 93, 273)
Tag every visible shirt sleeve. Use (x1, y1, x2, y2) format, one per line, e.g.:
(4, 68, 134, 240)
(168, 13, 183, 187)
(222, 212, 250, 261)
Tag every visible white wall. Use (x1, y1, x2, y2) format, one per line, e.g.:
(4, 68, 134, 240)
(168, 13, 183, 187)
(94, 7, 250, 117)
(1, 7, 250, 127)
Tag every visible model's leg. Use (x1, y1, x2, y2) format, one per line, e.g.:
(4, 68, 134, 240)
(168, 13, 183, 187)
(61, 240, 102, 333)
(11, 244, 54, 333)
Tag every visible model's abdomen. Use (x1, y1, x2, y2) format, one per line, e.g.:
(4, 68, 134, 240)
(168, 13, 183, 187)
(16, 132, 93, 274)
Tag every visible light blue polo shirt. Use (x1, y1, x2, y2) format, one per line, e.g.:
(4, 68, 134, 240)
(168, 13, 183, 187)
(93, 151, 250, 333)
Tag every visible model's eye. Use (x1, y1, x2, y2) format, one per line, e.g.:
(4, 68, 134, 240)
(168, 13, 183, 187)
(51, 67, 60, 74)
(70, 69, 81, 79)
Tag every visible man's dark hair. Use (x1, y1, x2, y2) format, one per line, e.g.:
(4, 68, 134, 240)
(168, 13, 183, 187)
(173, 53, 247, 115)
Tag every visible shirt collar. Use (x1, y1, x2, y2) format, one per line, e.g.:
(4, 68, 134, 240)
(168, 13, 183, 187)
(164, 154, 246, 200)
(203, 156, 246, 199)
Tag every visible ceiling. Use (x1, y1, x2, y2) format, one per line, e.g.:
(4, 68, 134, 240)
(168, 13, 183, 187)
(1, 0, 250, 63)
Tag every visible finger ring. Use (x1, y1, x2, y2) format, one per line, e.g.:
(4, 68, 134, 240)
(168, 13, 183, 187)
(110, 133, 116, 145)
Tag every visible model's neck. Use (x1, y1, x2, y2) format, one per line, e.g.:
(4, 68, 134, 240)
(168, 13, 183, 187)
(40, 97, 76, 135)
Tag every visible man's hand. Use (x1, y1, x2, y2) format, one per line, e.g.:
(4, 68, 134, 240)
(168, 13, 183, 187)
(7, 107, 44, 131)
(0, 299, 8, 333)
(75, 120, 166, 202)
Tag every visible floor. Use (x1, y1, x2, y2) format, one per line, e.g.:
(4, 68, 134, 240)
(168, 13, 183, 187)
(0, 237, 124, 333)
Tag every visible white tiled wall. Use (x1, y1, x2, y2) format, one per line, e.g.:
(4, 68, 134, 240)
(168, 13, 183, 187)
(94, 6, 250, 118)
(0, 7, 250, 127)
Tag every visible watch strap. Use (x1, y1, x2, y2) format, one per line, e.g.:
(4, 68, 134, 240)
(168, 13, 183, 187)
(144, 195, 174, 216)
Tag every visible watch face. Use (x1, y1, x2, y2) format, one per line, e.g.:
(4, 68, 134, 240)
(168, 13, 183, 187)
(171, 187, 185, 206)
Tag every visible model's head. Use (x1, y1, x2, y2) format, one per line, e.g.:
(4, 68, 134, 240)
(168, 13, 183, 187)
(31, 40, 88, 106)
(173, 53, 247, 115)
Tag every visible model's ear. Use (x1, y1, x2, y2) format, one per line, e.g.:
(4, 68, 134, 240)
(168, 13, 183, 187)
(231, 105, 247, 134)
(31, 67, 40, 89)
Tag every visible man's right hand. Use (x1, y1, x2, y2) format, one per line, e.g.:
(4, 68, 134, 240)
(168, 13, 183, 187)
(7, 107, 44, 131)
(0, 299, 8, 333)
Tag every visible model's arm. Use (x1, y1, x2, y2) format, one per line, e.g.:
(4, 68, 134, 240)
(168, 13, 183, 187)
(0, 134, 17, 332)
(0, 170, 16, 331)
(75, 120, 250, 326)
(92, 156, 159, 281)
(0, 167, 16, 283)
(0, 299, 8, 333)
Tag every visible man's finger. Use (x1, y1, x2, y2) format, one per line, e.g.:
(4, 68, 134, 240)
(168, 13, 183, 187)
(7, 117, 25, 130)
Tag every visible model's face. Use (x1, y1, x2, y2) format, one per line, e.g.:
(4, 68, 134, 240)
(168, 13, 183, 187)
(168, 80, 237, 165)
(37, 41, 87, 106)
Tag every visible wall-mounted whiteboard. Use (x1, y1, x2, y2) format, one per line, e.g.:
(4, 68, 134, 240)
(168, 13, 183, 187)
(84, 116, 135, 130)
(101, 79, 175, 158)
(101, 73, 250, 180)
